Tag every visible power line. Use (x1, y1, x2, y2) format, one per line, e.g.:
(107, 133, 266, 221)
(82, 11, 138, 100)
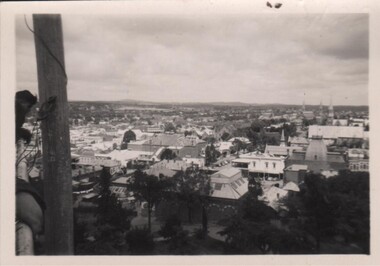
(24, 15, 68, 86)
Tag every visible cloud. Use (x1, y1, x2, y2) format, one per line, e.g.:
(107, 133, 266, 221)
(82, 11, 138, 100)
(16, 13, 368, 105)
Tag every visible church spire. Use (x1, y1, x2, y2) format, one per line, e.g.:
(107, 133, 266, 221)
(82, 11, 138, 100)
(328, 95, 334, 125)
(328, 95, 334, 114)
(302, 92, 306, 111)
(280, 129, 286, 147)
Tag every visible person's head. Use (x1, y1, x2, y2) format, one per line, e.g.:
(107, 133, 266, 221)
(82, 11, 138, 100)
(16, 90, 37, 111)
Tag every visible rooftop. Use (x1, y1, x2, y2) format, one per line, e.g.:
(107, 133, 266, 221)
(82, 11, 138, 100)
(308, 125, 364, 139)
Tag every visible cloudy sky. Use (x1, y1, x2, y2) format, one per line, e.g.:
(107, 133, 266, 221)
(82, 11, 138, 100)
(16, 13, 368, 105)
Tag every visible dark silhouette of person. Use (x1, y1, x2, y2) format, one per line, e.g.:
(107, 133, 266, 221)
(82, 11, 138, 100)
(15, 90, 37, 144)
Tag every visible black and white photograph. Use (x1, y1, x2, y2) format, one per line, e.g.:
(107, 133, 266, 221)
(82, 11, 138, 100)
(1, 0, 379, 264)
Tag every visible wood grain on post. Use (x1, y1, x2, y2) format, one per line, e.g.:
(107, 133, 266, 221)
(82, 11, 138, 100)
(33, 14, 73, 255)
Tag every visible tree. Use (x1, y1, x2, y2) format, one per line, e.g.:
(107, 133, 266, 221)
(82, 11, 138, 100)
(205, 136, 216, 144)
(205, 144, 219, 166)
(74, 168, 135, 255)
(127, 169, 172, 231)
(232, 139, 246, 153)
(159, 215, 183, 240)
(164, 122, 176, 133)
(172, 168, 211, 238)
(221, 132, 231, 141)
(281, 171, 370, 254)
(219, 194, 277, 254)
(160, 148, 177, 160)
(125, 228, 155, 255)
(121, 130, 136, 150)
(250, 119, 265, 133)
(97, 168, 134, 229)
(282, 123, 297, 137)
(219, 192, 315, 254)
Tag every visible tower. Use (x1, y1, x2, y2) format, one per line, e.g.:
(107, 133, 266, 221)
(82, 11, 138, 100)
(302, 95, 306, 112)
(280, 129, 286, 147)
(328, 95, 334, 125)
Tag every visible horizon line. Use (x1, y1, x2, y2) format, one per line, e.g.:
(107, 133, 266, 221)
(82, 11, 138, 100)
(66, 98, 369, 107)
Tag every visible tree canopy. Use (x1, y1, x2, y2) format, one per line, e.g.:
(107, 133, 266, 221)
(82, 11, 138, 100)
(172, 168, 211, 237)
(205, 144, 219, 166)
(160, 148, 177, 160)
(121, 130, 136, 149)
(127, 169, 173, 231)
(281, 171, 370, 254)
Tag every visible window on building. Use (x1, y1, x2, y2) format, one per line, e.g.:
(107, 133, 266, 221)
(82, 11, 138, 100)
(231, 182, 238, 189)
(273, 163, 276, 169)
(253, 162, 256, 167)
(265, 162, 268, 168)
(314, 155, 317, 160)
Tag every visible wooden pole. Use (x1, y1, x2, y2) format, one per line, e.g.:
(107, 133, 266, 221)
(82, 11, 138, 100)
(33, 14, 73, 255)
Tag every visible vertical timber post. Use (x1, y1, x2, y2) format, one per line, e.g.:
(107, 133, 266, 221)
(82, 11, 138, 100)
(33, 14, 73, 255)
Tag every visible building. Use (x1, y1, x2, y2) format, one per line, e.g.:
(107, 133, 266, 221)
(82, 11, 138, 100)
(210, 168, 248, 200)
(283, 164, 308, 184)
(264, 130, 304, 157)
(347, 148, 369, 172)
(150, 159, 193, 172)
(332, 119, 348, 126)
(127, 133, 207, 158)
(97, 149, 155, 167)
(285, 135, 347, 174)
(259, 186, 289, 211)
(288, 136, 309, 148)
(232, 152, 285, 180)
(348, 159, 369, 172)
(308, 125, 365, 145)
(302, 111, 315, 121)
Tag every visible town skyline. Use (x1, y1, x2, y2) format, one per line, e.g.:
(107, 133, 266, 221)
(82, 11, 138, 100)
(16, 13, 368, 105)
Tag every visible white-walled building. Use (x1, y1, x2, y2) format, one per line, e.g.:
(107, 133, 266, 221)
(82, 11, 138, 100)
(232, 152, 286, 179)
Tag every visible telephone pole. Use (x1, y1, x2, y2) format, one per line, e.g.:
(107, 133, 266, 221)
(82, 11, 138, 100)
(33, 14, 73, 255)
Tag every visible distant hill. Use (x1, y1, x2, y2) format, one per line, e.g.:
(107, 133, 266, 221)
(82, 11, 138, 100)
(69, 99, 368, 111)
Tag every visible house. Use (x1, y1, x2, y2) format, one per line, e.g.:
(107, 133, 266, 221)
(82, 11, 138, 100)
(332, 119, 348, 126)
(214, 124, 237, 141)
(259, 186, 288, 211)
(182, 157, 206, 168)
(99, 149, 154, 167)
(259, 112, 273, 120)
(151, 159, 192, 172)
(144, 167, 177, 179)
(210, 168, 248, 200)
(127, 133, 206, 158)
(302, 111, 315, 120)
(265, 130, 303, 157)
(217, 141, 234, 156)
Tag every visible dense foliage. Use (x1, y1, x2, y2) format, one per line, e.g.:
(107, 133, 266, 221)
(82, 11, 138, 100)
(121, 130, 136, 149)
(221, 171, 370, 254)
(127, 169, 173, 231)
